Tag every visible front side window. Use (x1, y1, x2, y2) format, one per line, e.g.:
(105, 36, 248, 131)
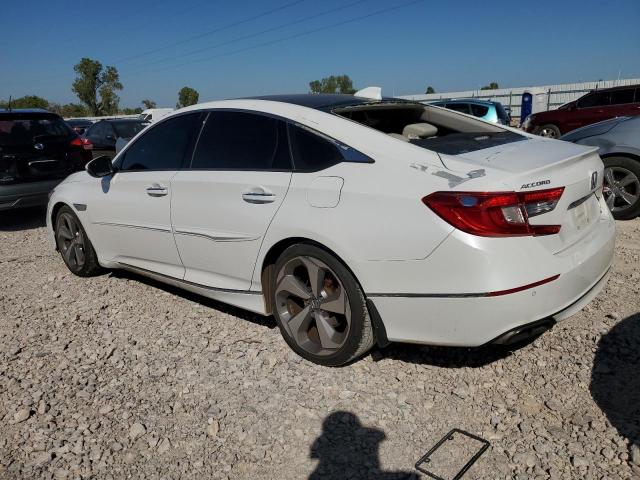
(191, 111, 291, 170)
(119, 113, 203, 171)
(578, 91, 611, 108)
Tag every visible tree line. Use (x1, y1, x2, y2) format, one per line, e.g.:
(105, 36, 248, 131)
(0, 57, 200, 117)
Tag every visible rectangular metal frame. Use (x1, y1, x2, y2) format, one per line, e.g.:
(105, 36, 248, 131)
(415, 429, 490, 480)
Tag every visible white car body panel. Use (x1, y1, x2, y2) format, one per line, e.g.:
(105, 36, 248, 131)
(171, 170, 292, 291)
(46, 96, 616, 347)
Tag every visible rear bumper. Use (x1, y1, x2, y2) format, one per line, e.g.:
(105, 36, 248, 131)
(0, 180, 62, 211)
(368, 211, 615, 347)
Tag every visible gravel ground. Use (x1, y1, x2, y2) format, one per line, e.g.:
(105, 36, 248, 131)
(0, 207, 639, 480)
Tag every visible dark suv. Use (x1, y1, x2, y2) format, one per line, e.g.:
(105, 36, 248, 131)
(523, 84, 640, 138)
(0, 109, 93, 210)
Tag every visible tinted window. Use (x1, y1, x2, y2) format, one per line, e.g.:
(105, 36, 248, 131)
(0, 116, 72, 146)
(112, 121, 148, 139)
(610, 88, 635, 105)
(445, 103, 471, 114)
(119, 113, 202, 171)
(191, 111, 291, 170)
(289, 124, 345, 171)
(578, 91, 611, 108)
(470, 104, 489, 117)
(87, 122, 106, 138)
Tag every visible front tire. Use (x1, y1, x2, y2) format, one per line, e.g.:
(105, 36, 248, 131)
(271, 244, 374, 366)
(537, 124, 561, 139)
(55, 206, 103, 277)
(603, 156, 640, 220)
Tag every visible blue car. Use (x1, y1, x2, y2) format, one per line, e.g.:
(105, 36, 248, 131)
(429, 99, 512, 125)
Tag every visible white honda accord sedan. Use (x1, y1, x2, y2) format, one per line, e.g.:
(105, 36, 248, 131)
(46, 93, 615, 366)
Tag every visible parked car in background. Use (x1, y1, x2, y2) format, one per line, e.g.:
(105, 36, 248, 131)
(0, 109, 93, 210)
(47, 94, 614, 366)
(138, 108, 174, 123)
(65, 118, 93, 136)
(83, 119, 149, 157)
(561, 115, 640, 220)
(429, 99, 511, 125)
(523, 84, 640, 138)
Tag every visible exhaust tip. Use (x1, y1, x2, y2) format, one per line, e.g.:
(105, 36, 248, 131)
(491, 319, 556, 346)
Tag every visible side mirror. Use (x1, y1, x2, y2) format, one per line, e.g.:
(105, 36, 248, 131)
(86, 155, 115, 178)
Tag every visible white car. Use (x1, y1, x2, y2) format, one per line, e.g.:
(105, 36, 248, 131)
(46, 93, 615, 366)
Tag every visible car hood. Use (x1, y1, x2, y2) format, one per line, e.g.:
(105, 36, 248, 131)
(560, 117, 627, 142)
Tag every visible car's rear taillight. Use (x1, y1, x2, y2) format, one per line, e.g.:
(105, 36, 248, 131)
(422, 187, 564, 237)
(70, 137, 93, 150)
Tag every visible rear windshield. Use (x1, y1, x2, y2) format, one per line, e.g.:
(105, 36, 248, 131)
(0, 116, 73, 146)
(112, 121, 148, 139)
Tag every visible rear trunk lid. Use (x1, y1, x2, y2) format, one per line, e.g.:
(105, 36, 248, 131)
(439, 137, 607, 253)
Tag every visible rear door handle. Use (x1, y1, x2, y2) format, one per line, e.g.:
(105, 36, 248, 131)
(146, 184, 168, 197)
(242, 186, 276, 204)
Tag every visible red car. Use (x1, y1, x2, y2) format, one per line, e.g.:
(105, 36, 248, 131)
(523, 84, 640, 138)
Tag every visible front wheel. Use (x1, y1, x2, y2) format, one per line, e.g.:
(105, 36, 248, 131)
(603, 157, 640, 220)
(537, 124, 561, 139)
(55, 206, 103, 276)
(271, 244, 374, 366)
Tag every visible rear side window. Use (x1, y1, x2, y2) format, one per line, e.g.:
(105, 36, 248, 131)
(191, 111, 291, 170)
(119, 113, 203, 171)
(610, 88, 635, 105)
(288, 124, 346, 171)
(445, 103, 471, 114)
(578, 91, 611, 108)
(470, 104, 489, 117)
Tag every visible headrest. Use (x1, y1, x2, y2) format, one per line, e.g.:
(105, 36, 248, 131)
(402, 123, 437, 139)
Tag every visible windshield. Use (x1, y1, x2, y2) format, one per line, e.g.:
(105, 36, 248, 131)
(113, 121, 149, 139)
(0, 116, 73, 146)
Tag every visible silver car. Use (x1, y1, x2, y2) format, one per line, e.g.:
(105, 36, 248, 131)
(561, 116, 640, 220)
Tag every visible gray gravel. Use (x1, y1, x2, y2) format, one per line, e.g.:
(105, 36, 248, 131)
(1, 207, 639, 479)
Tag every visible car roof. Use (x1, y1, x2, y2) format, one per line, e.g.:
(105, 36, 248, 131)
(433, 98, 496, 106)
(101, 118, 147, 124)
(242, 94, 417, 111)
(0, 109, 60, 118)
(594, 83, 640, 92)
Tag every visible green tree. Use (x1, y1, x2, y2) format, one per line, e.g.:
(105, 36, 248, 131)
(0, 95, 50, 109)
(141, 99, 156, 109)
(49, 103, 89, 117)
(425, 86, 436, 94)
(480, 82, 500, 90)
(72, 58, 123, 116)
(309, 75, 356, 94)
(176, 87, 199, 108)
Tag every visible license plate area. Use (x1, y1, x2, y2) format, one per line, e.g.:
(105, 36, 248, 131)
(569, 193, 600, 232)
(415, 429, 490, 480)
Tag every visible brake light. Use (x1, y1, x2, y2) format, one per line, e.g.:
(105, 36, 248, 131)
(70, 137, 93, 150)
(422, 187, 564, 237)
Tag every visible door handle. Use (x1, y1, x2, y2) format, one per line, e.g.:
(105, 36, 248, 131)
(146, 184, 168, 197)
(242, 186, 276, 204)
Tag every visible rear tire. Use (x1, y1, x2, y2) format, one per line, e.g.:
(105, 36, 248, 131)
(602, 156, 640, 220)
(271, 244, 374, 367)
(537, 124, 561, 139)
(55, 206, 103, 277)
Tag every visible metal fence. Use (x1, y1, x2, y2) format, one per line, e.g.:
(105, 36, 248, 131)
(397, 78, 640, 120)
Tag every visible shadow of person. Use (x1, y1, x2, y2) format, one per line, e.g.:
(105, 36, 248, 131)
(309, 411, 419, 480)
(590, 313, 640, 452)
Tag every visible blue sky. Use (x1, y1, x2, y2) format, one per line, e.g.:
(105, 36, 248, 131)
(2, 0, 639, 107)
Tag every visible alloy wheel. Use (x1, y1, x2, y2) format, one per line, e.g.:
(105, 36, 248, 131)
(539, 127, 558, 138)
(56, 212, 86, 270)
(274, 256, 351, 357)
(603, 166, 640, 213)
